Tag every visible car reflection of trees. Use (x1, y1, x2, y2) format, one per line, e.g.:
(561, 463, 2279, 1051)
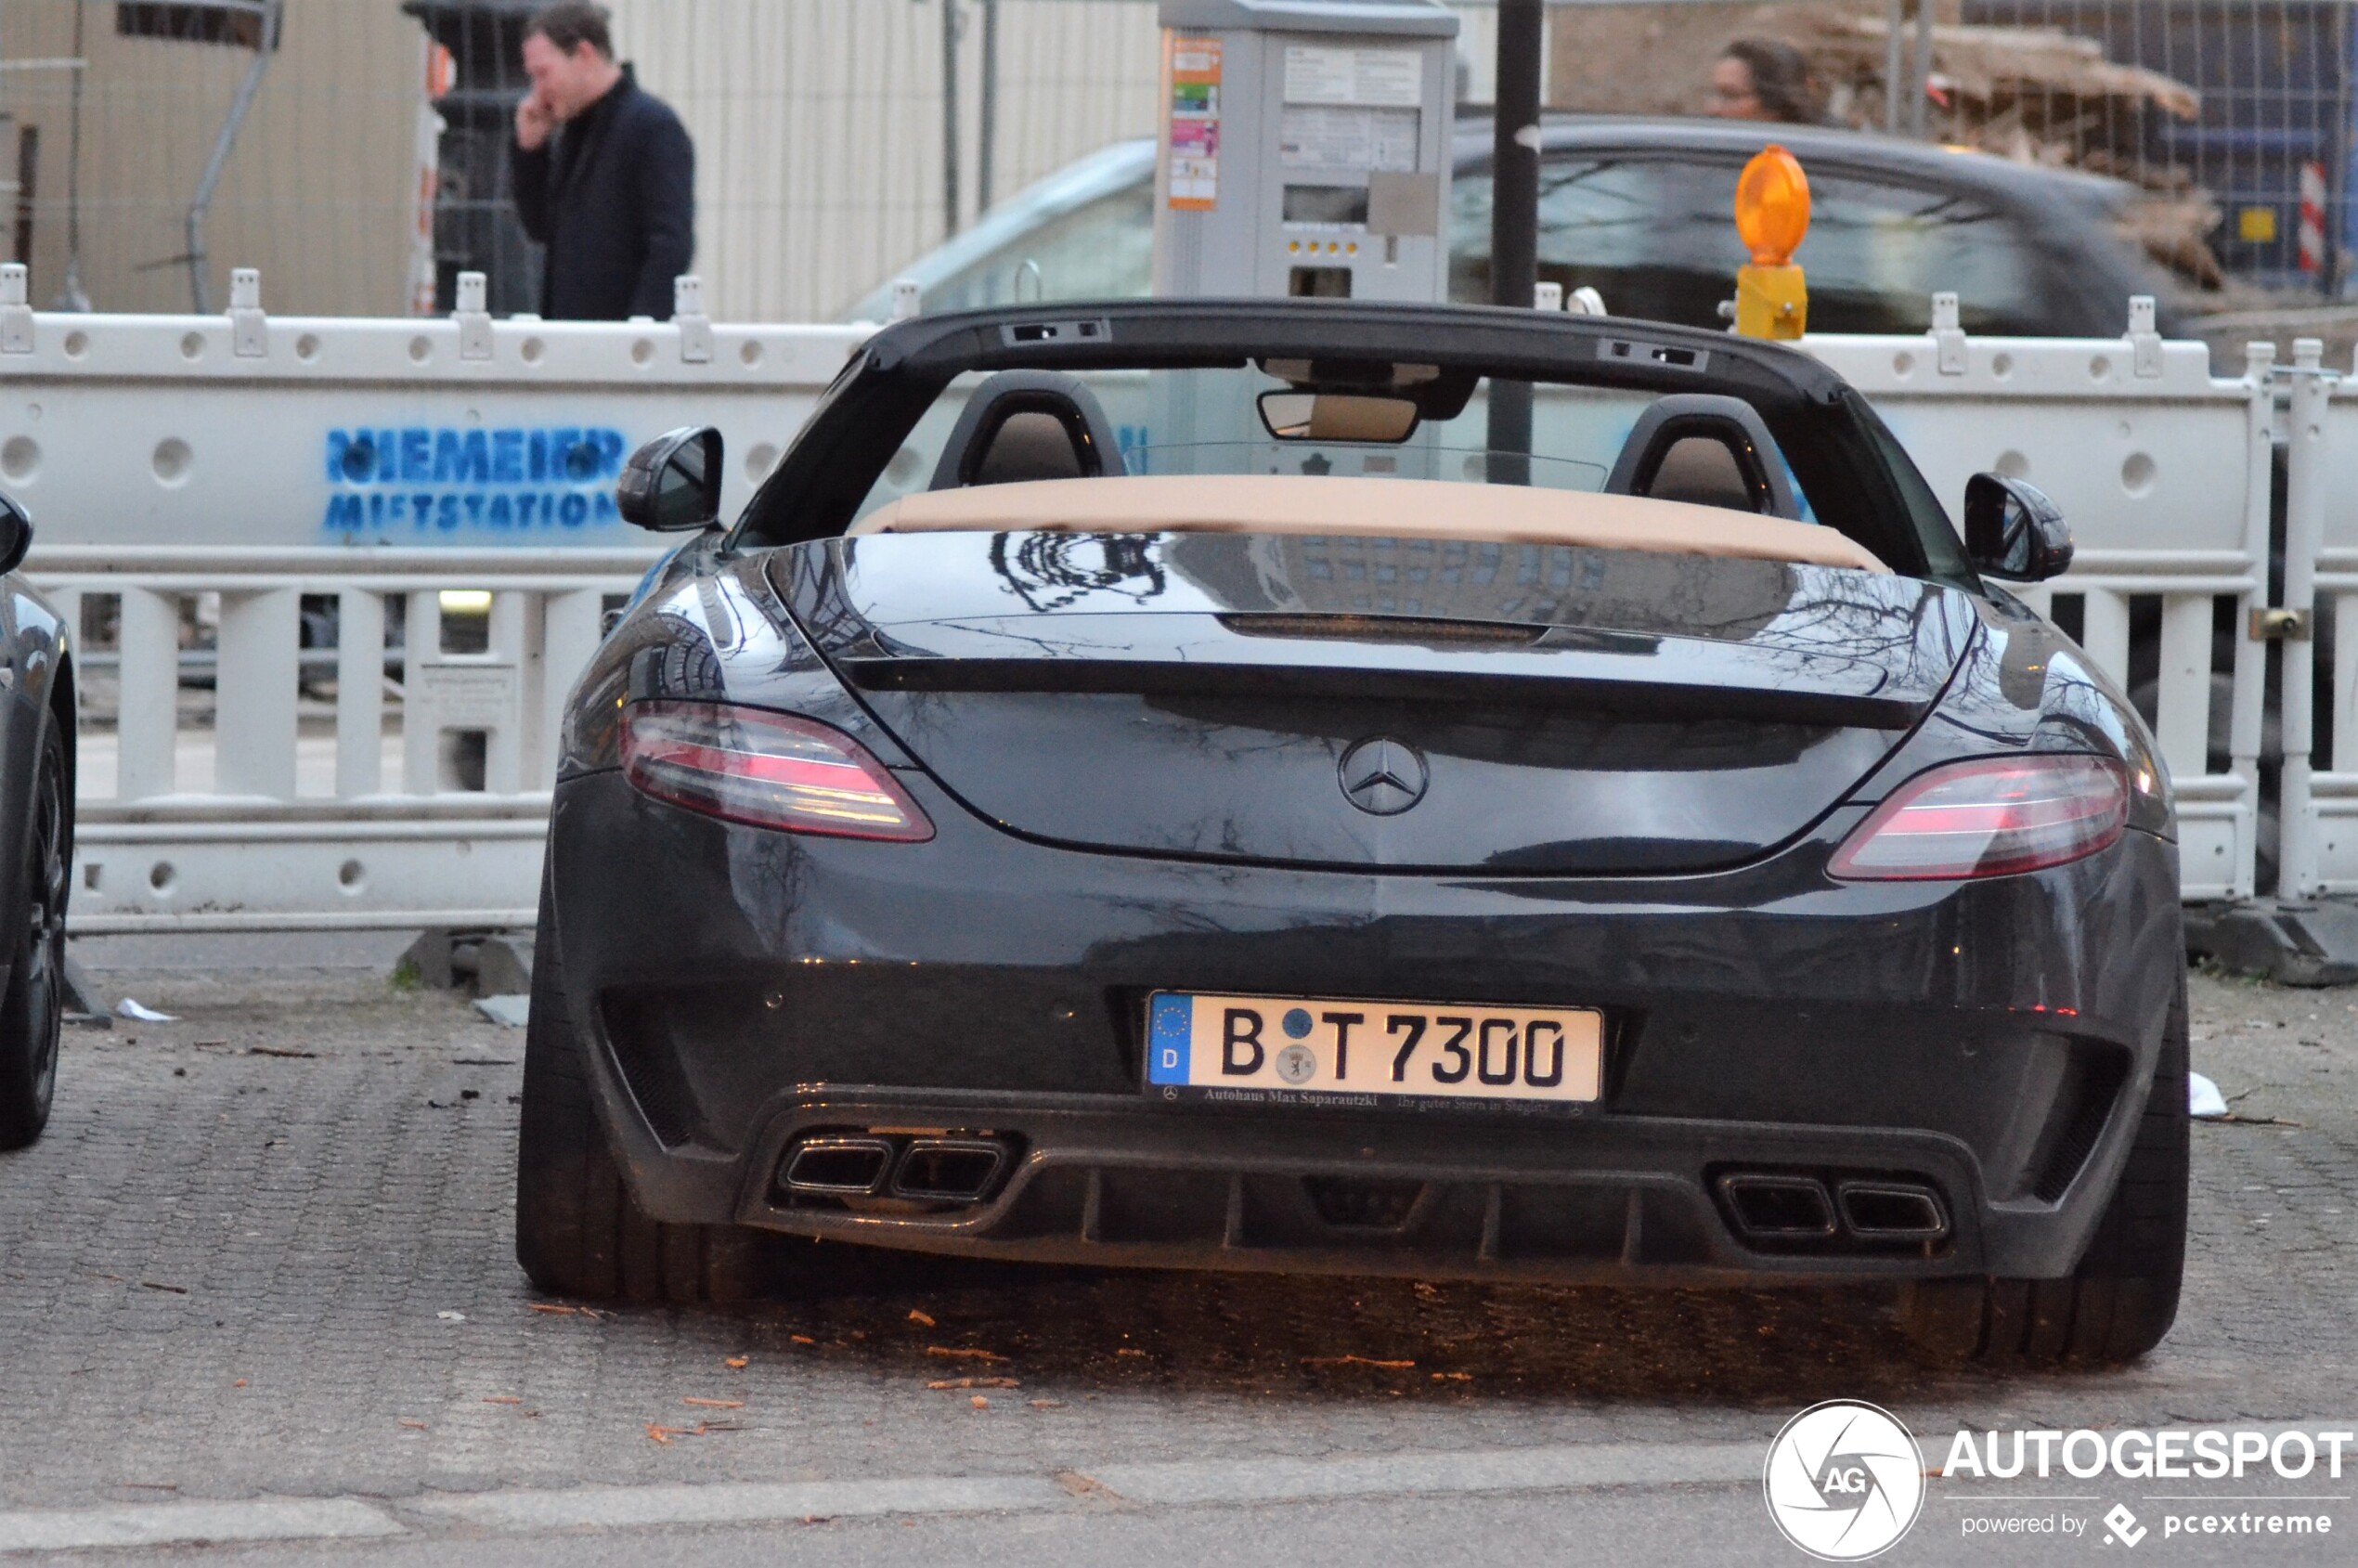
(989, 532, 1168, 615)
(1167, 531, 1966, 701)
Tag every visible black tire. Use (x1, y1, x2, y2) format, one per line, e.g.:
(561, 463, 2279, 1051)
(1899, 973, 2189, 1367)
(0, 719, 67, 1151)
(513, 867, 784, 1303)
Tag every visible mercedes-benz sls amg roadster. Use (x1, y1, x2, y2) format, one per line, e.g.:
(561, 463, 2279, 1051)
(518, 301, 2187, 1367)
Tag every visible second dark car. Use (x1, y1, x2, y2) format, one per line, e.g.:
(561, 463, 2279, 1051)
(844, 117, 2190, 340)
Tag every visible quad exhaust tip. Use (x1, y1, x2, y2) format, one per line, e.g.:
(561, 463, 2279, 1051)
(1716, 1171, 1950, 1246)
(776, 1133, 1013, 1205)
(1835, 1180, 1950, 1240)
(1717, 1173, 1837, 1238)
(891, 1138, 1008, 1202)
(779, 1135, 895, 1196)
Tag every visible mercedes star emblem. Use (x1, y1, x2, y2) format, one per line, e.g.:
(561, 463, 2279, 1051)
(1338, 736, 1430, 816)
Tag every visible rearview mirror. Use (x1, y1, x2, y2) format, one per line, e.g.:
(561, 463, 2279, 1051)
(1963, 473, 2072, 583)
(1257, 392, 1420, 445)
(616, 426, 723, 532)
(0, 489, 32, 576)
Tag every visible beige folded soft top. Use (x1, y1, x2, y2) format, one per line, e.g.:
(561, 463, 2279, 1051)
(849, 474, 1888, 574)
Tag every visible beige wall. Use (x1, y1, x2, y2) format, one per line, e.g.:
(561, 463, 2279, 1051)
(610, 0, 1163, 321)
(2, 0, 421, 316)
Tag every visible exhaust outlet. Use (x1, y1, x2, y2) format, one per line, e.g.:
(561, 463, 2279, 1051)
(779, 1134, 894, 1196)
(890, 1137, 1009, 1202)
(1836, 1181, 1950, 1240)
(1717, 1173, 1837, 1238)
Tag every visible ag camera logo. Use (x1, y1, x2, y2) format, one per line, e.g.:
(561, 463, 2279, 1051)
(1764, 1400, 1926, 1560)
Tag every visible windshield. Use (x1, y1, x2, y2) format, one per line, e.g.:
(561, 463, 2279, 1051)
(741, 305, 1972, 584)
(849, 365, 1811, 527)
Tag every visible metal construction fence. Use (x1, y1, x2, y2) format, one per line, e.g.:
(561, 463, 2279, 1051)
(0, 0, 2347, 330)
(0, 259, 2348, 928)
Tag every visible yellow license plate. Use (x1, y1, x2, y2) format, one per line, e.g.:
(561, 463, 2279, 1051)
(1146, 992, 1603, 1107)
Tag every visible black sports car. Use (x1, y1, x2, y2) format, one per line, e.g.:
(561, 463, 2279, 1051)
(520, 301, 2187, 1367)
(0, 489, 74, 1151)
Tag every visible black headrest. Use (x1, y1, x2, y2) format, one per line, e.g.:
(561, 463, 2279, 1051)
(1603, 394, 1800, 520)
(927, 370, 1127, 490)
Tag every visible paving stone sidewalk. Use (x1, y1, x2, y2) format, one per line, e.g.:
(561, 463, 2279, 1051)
(0, 960, 2347, 1511)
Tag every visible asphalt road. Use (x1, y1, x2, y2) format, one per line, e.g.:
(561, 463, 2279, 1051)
(0, 940, 2349, 1564)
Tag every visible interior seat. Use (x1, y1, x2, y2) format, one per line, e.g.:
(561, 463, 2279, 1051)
(1603, 394, 1801, 520)
(926, 370, 1127, 490)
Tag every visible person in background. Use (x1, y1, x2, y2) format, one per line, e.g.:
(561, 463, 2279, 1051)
(512, 1, 694, 320)
(1706, 38, 1821, 125)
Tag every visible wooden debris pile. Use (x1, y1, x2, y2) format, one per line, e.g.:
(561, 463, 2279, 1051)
(1801, 14, 2222, 285)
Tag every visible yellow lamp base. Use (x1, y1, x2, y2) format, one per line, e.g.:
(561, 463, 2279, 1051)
(1735, 264, 1808, 342)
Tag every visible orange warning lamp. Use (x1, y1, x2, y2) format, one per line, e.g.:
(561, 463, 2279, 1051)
(1733, 145, 1810, 340)
(1734, 146, 1810, 264)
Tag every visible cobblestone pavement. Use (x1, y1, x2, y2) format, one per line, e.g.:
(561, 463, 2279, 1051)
(0, 954, 2349, 1536)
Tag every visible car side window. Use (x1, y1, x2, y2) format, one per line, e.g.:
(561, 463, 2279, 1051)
(1796, 172, 2041, 335)
(1453, 158, 1752, 328)
(1456, 154, 2046, 336)
(919, 181, 1158, 314)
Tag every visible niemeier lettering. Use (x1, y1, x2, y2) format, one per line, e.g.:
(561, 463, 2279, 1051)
(1942, 1427, 2355, 1480)
(320, 426, 630, 537)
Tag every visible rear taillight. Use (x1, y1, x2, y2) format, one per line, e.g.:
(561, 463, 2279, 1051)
(1829, 755, 2127, 881)
(620, 702, 933, 842)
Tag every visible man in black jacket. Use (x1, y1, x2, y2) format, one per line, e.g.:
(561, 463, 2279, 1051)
(512, 3, 694, 320)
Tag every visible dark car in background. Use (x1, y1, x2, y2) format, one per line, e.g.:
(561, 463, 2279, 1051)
(0, 491, 74, 1151)
(845, 117, 2191, 340)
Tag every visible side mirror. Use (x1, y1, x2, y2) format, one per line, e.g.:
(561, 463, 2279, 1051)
(0, 490, 32, 576)
(1963, 472, 2072, 583)
(615, 426, 723, 532)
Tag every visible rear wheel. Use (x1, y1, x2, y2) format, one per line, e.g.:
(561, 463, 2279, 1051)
(1899, 974, 2189, 1367)
(513, 868, 786, 1303)
(0, 720, 68, 1150)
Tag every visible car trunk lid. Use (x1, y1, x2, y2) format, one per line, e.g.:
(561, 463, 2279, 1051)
(771, 531, 1975, 875)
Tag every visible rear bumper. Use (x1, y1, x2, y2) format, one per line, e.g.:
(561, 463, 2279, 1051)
(548, 767, 2183, 1285)
(734, 1090, 1989, 1286)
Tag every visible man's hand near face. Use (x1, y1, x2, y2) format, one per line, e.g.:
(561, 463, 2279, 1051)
(515, 86, 556, 152)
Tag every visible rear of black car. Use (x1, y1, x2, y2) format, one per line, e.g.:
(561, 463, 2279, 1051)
(536, 531, 2177, 1301)
(519, 302, 2187, 1366)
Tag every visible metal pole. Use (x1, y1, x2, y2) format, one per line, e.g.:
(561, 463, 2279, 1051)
(1487, 0, 1542, 486)
(940, 0, 963, 238)
(978, 0, 999, 214)
(1911, 0, 1934, 138)
(186, 0, 282, 315)
(54, 0, 89, 310)
(1883, 0, 1903, 135)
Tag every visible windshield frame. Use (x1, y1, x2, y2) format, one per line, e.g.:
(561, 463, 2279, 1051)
(731, 299, 1977, 590)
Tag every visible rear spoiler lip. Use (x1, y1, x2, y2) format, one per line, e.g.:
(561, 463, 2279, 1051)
(841, 655, 1924, 731)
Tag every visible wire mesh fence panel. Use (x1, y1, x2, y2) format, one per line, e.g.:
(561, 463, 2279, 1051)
(0, 0, 1171, 323)
(0, 1, 2344, 323)
(1954, 1, 2352, 297)
(1547, 0, 2352, 307)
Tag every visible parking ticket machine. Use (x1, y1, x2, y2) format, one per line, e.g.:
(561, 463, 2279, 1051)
(1152, 0, 1458, 304)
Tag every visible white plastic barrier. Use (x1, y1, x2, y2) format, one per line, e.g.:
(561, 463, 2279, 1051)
(0, 267, 869, 551)
(1803, 298, 2276, 901)
(0, 265, 867, 930)
(45, 548, 657, 932)
(2282, 339, 2355, 895)
(0, 270, 2289, 925)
